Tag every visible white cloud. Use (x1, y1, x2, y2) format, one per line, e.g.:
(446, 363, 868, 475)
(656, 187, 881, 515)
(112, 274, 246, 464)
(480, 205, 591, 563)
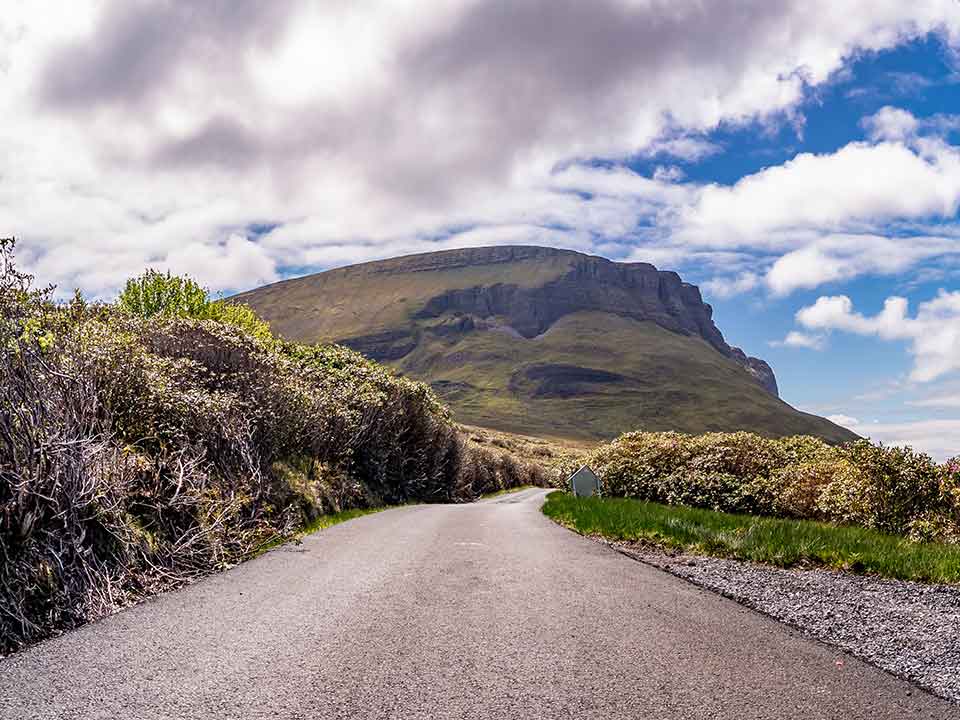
(665, 107, 960, 297)
(773, 331, 827, 350)
(702, 271, 761, 299)
(861, 106, 919, 141)
(652, 165, 685, 183)
(863, 105, 960, 141)
(826, 414, 860, 427)
(679, 139, 960, 246)
(643, 136, 722, 162)
(796, 291, 960, 382)
(908, 394, 960, 408)
(764, 234, 958, 295)
(162, 234, 279, 294)
(2, 2, 960, 296)
(839, 418, 960, 461)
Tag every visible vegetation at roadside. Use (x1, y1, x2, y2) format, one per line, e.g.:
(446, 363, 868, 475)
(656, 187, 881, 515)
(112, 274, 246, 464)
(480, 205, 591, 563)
(584, 431, 960, 543)
(542, 493, 960, 584)
(0, 238, 548, 654)
(480, 485, 535, 499)
(256, 506, 390, 555)
(461, 424, 589, 487)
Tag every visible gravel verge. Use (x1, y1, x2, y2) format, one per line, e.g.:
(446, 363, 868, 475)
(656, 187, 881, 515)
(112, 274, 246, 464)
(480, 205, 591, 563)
(608, 540, 960, 704)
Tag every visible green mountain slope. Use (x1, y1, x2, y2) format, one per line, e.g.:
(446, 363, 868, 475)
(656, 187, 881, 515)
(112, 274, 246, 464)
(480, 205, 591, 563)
(235, 246, 856, 444)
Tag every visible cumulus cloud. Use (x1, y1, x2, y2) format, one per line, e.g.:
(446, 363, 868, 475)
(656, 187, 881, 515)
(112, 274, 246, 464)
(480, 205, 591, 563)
(679, 139, 960, 246)
(764, 234, 959, 295)
(162, 234, 279, 292)
(772, 331, 827, 350)
(826, 414, 859, 427)
(861, 106, 920, 141)
(675, 108, 960, 296)
(701, 271, 761, 299)
(2, 1, 960, 296)
(796, 291, 960, 382)
(863, 105, 960, 141)
(836, 418, 960, 461)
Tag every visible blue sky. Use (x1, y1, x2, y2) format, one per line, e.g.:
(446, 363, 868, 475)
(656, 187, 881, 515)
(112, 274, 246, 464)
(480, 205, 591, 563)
(644, 36, 960, 455)
(2, 1, 960, 457)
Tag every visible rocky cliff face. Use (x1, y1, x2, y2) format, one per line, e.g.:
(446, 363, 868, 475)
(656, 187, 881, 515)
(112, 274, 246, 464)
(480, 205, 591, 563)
(393, 246, 778, 397)
(236, 245, 861, 442)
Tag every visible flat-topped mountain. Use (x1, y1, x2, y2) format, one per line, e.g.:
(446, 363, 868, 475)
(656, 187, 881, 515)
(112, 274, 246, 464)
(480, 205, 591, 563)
(235, 246, 855, 443)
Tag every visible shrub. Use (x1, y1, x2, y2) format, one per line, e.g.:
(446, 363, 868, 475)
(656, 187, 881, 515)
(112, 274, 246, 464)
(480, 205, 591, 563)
(0, 243, 549, 653)
(661, 470, 751, 513)
(118, 270, 208, 319)
(816, 441, 945, 535)
(764, 460, 851, 519)
(118, 269, 274, 345)
(592, 431, 693, 500)
(941, 457, 960, 518)
(586, 428, 958, 543)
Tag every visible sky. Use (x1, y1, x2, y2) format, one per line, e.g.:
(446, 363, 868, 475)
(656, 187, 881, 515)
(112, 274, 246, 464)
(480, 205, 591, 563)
(2, 0, 960, 459)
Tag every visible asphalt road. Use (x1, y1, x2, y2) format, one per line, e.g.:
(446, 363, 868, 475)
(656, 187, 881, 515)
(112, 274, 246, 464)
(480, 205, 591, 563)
(0, 488, 954, 719)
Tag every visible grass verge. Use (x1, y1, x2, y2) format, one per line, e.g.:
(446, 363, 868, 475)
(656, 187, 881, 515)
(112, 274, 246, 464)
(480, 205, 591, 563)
(256, 506, 389, 555)
(481, 484, 536, 500)
(542, 492, 960, 584)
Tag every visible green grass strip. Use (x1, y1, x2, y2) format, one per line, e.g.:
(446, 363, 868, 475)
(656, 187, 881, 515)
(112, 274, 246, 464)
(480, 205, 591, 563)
(542, 492, 960, 584)
(480, 484, 536, 500)
(256, 506, 388, 555)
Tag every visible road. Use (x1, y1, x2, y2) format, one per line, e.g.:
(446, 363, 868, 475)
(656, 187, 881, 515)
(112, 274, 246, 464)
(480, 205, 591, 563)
(0, 488, 953, 719)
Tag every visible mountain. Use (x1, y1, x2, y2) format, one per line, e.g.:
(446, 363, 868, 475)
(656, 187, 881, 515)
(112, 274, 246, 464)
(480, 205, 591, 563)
(235, 246, 856, 443)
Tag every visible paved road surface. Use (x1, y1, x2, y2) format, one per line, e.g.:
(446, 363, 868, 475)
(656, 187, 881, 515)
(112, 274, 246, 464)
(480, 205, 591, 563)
(0, 488, 954, 719)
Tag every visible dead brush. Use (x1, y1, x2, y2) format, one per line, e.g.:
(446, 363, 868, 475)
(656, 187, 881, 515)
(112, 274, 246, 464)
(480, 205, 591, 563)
(0, 240, 550, 654)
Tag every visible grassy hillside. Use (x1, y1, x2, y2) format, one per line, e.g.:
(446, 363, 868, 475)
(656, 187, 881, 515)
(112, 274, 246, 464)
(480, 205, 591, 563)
(237, 247, 856, 444)
(232, 247, 575, 342)
(402, 312, 852, 442)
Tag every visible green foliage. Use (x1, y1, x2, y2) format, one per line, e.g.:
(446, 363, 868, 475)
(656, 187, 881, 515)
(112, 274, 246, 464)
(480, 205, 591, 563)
(542, 492, 960, 584)
(116, 269, 275, 347)
(118, 269, 208, 319)
(203, 300, 274, 345)
(587, 430, 959, 542)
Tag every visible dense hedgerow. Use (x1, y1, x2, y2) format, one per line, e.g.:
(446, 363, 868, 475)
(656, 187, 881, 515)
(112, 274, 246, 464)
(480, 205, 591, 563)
(589, 430, 960, 542)
(0, 242, 547, 653)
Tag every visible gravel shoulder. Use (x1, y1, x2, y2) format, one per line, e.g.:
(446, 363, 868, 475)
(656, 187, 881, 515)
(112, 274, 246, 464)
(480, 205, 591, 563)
(609, 539, 960, 704)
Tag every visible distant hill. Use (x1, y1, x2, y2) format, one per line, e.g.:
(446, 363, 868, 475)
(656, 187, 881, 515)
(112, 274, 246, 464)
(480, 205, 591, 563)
(235, 246, 856, 444)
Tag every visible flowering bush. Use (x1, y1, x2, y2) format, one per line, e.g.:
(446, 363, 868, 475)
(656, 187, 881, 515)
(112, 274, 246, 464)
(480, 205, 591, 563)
(763, 460, 851, 519)
(589, 429, 958, 541)
(816, 441, 945, 535)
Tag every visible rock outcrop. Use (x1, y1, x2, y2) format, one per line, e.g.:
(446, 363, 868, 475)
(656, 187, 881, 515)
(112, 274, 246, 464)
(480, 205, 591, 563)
(236, 245, 861, 442)
(402, 246, 778, 396)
